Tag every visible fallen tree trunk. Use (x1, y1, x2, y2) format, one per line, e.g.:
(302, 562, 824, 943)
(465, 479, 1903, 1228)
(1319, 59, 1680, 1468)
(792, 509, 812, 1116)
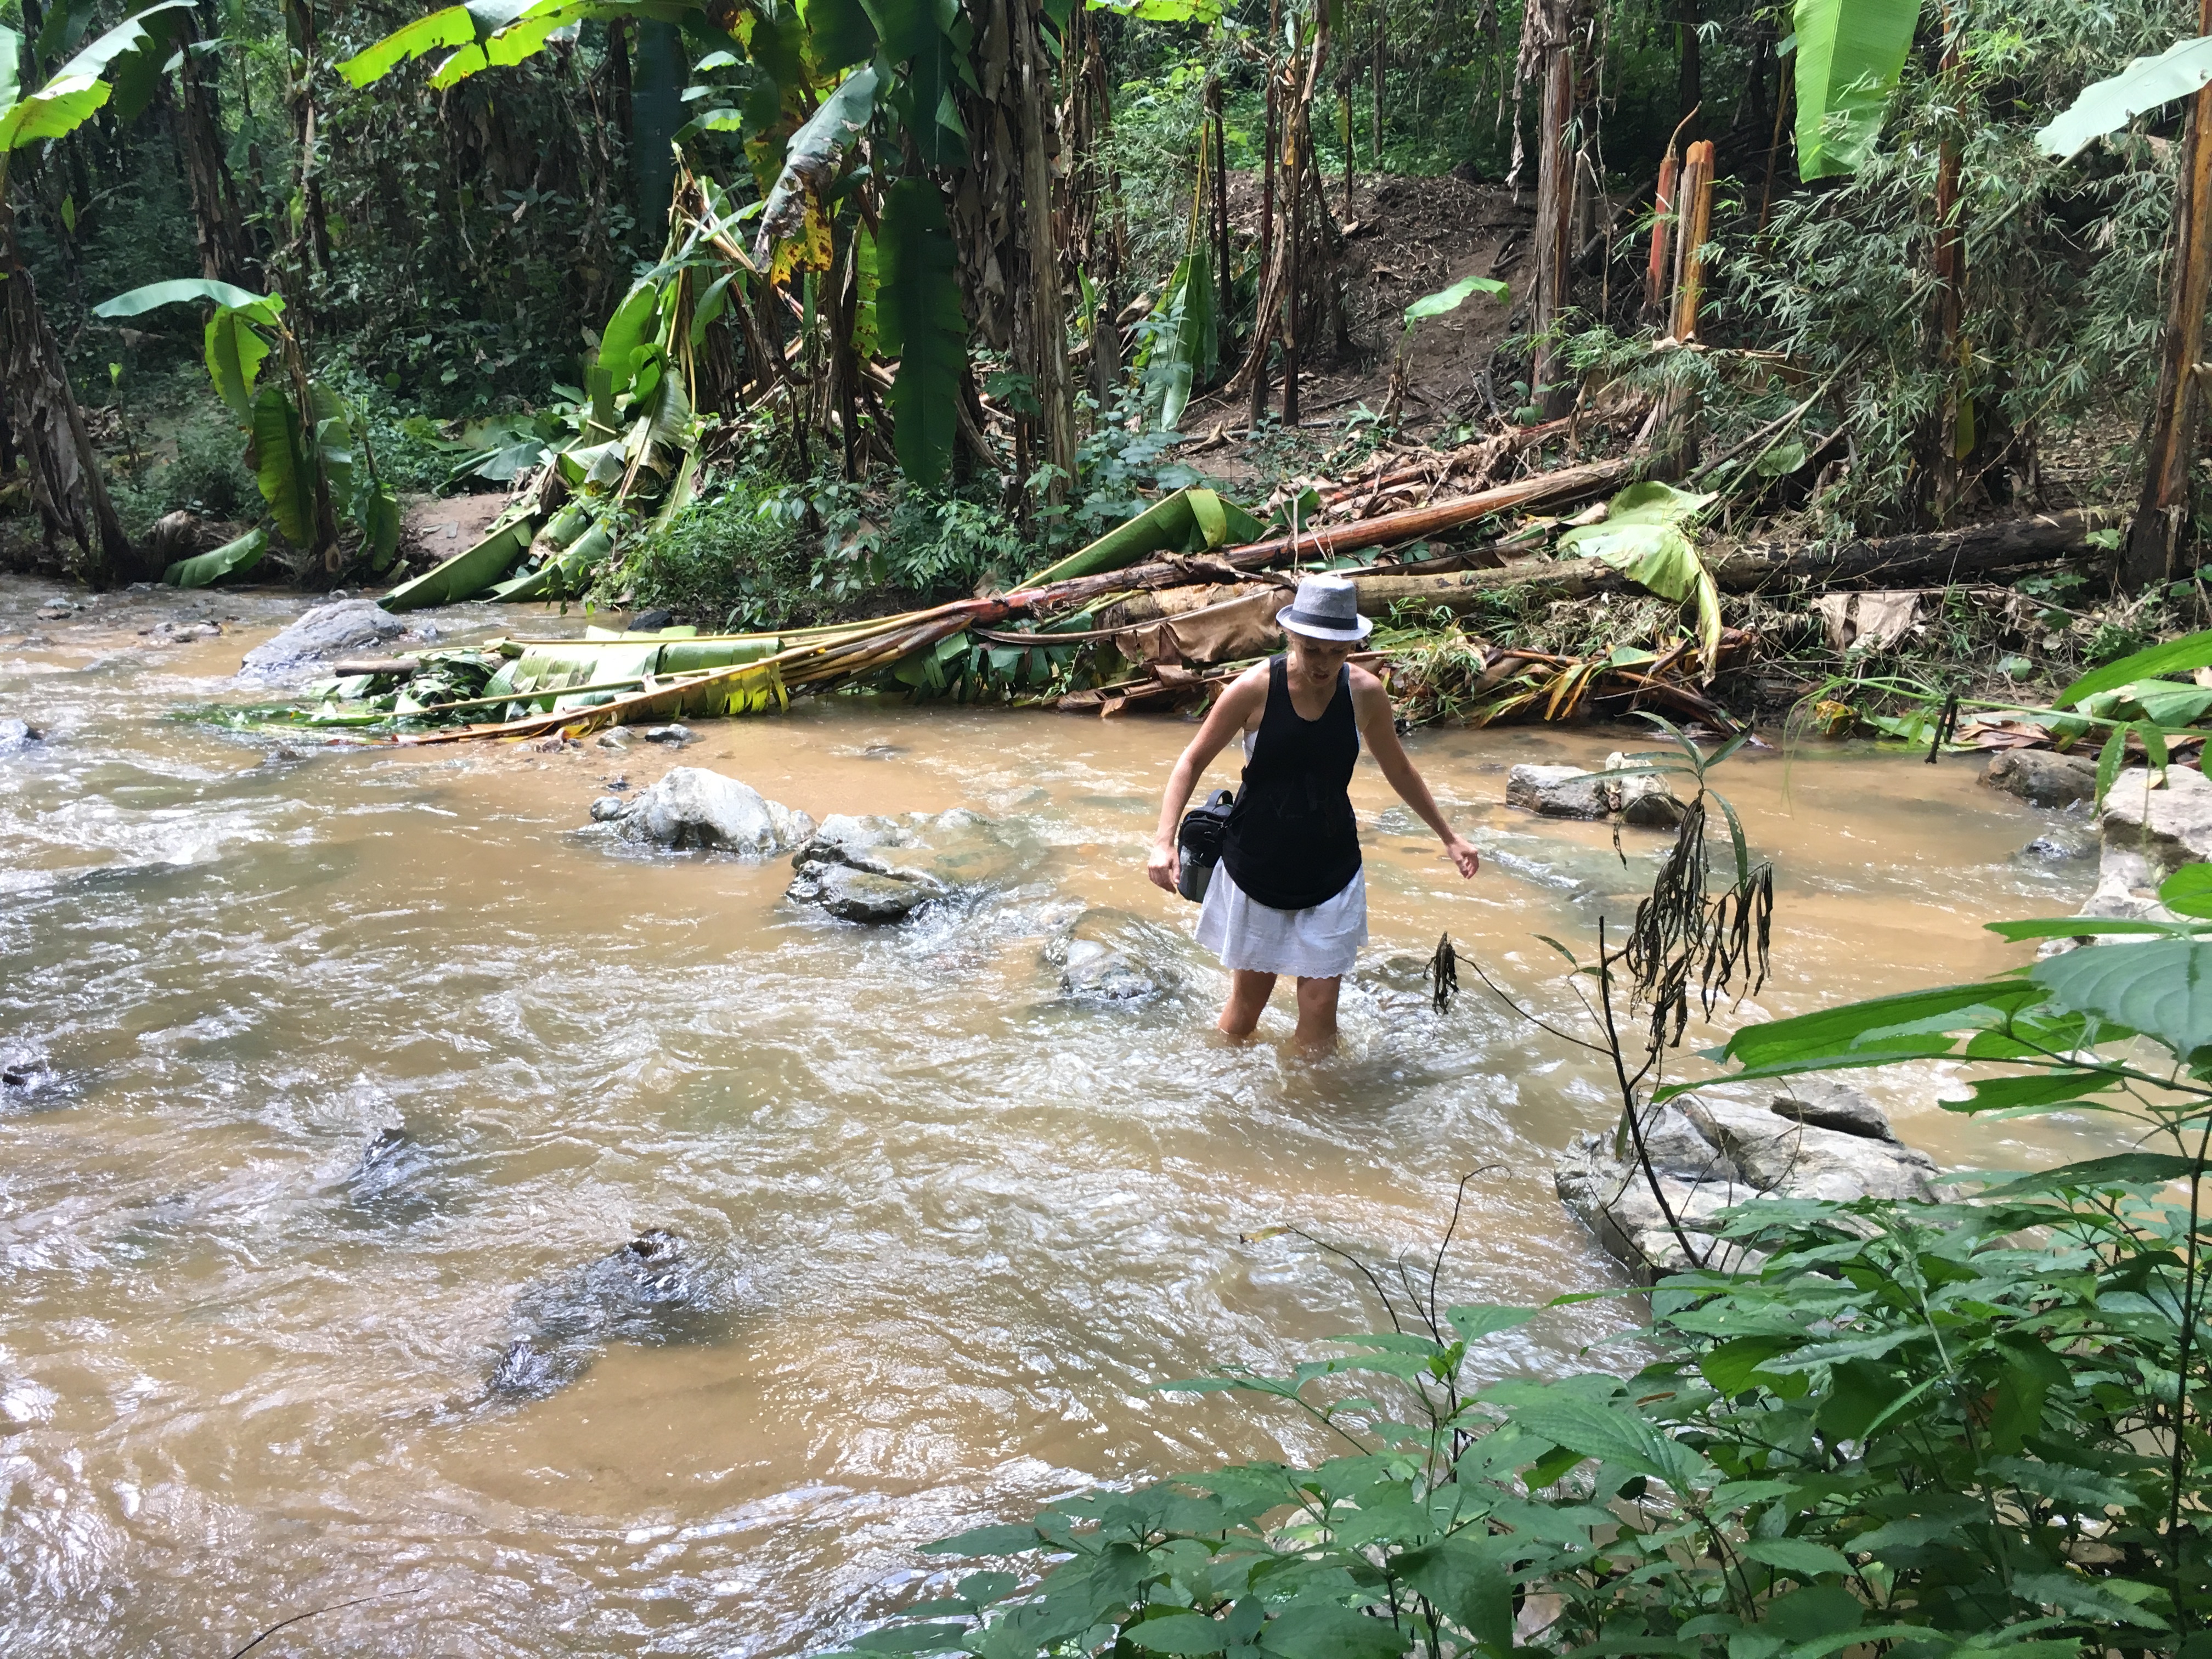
(1089, 507, 2121, 635)
(1009, 457, 1632, 612)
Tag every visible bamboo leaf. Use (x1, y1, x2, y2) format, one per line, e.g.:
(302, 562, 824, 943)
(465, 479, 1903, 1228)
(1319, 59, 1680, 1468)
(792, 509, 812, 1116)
(877, 174, 965, 487)
(2038, 33, 2212, 162)
(1791, 0, 1919, 180)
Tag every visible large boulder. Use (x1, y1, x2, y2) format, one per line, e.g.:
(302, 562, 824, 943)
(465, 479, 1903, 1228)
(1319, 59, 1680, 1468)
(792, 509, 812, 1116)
(1981, 748, 2098, 809)
(2078, 765, 2212, 922)
(1506, 756, 1684, 828)
(237, 599, 410, 683)
(601, 766, 815, 855)
(786, 809, 1031, 923)
(1556, 1077, 1934, 1283)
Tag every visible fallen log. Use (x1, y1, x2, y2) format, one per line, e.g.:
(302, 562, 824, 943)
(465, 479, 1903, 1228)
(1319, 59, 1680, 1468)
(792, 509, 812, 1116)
(1007, 457, 1633, 612)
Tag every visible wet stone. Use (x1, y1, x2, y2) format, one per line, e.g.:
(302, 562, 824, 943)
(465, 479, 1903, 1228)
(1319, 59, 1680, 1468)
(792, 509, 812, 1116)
(237, 599, 410, 684)
(588, 795, 627, 822)
(488, 1229, 738, 1399)
(1982, 747, 2098, 809)
(0, 718, 42, 749)
(786, 810, 1035, 923)
(1505, 758, 1684, 827)
(1044, 907, 1181, 1002)
(2078, 764, 2212, 923)
(642, 724, 695, 746)
(2018, 822, 2097, 862)
(789, 863, 938, 923)
(599, 766, 815, 855)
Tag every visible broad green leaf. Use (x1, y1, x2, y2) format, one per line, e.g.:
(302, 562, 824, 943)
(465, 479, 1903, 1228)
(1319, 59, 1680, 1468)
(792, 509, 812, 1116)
(1254, 1601, 1405, 1659)
(597, 280, 662, 397)
(809, 0, 878, 68)
(1700, 1335, 1803, 1396)
(1446, 1304, 1537, 1344)
(1984, 916, 2191, 941)
(1944, 1069, 2124, 1113)
(2010, 1570, 2170, 1630)
(1127, 1612, 1227, 1655)
(920, 1523, 1047, 1556)
(1982, 1152, 2199, 1195)
(1503, 1394, 1714, 1491)
(1403, 271, 1509, 332)
(2032, 937, 2212, 1062)
(0, 0, 196, 150)
(204, 307, 272, 419)
(1792, 0, 1918, 179)
(0, 26, 18, 115)
(1710, 979, 2045, 1074)
(1739, 1537, 1851, 1579)
(336, 0, 533, 86)
(162, 526, 267, 588)
(1149, 248, 1214, 433)
(251, 386, 315, 548)
(878, 175, 966, 487)
(2058, 626, 2212, 706)
(1398, 1534, 1513, 1648)
(1558, 483, 1722, 667)
(362, 487, 402, 573)
(2162, 864, 2212, 920)
(94, 278, 280, 322)
(2039, 33, 2212, 161)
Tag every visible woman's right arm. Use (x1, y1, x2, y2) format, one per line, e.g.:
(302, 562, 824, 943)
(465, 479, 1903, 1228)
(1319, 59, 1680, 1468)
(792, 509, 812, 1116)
(1146, 669, 1267, 892)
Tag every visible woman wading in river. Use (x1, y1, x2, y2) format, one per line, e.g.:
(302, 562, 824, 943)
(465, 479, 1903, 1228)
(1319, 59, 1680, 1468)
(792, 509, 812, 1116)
(1147, 573, 1481, 1049)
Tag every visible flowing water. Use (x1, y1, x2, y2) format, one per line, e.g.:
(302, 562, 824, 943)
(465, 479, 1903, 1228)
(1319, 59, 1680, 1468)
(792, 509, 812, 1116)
(0, 575, 2115, 1656)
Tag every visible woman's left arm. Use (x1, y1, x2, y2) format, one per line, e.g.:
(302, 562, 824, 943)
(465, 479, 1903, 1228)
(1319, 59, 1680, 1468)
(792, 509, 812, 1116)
(1353, 672, 1480, 878)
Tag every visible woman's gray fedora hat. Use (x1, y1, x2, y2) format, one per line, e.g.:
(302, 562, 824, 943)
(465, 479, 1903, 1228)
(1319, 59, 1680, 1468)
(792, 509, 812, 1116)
(1276, 573, 1374, 643)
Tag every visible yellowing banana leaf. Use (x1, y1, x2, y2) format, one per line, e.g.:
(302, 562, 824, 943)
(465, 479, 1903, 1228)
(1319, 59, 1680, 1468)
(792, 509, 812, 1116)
(1017, 486, 1265, 588)
(399, 656, 788, 746)
(379, 512, 539, 612)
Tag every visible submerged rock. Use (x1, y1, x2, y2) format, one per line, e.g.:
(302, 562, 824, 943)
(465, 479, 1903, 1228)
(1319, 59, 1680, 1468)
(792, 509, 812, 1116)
(786, 809, 1032, 923)
(2078, 765, 2212, 923)
(1556, 1077, 1933, 1284)
(1044, 907, 1182, 1002)
(0, 717, 43, 749)
(1506, 757, 1684, 828)
(237, 599, 410, 683)
(643, 723, 695, 746)
(345, 1126, 436, 1221)
(1981, 748, 2098, 809)
(2018, 821, 2098, 862)
(489, 1229, 737, 1398)
(600, 766, 815, 855)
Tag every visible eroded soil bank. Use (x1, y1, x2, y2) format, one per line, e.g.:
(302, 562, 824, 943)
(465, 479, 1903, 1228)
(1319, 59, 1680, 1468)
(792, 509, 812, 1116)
(0, 577, 2115, 1655)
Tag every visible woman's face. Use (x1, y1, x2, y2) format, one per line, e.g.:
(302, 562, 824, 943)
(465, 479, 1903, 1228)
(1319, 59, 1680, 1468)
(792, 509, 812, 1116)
(1286, 633, 1355, 685)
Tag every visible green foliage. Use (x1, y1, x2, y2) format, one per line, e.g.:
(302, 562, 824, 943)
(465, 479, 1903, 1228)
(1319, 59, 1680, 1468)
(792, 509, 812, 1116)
(878, 176, 967, 487)
(163, 526, 268, 588)
(1558, 482, 1724, 673)
(112, 414, 262, 534)
(619, 480, 816, 631)
(2037, 32, 2212, 161)
(1791, 0, 1921, 179)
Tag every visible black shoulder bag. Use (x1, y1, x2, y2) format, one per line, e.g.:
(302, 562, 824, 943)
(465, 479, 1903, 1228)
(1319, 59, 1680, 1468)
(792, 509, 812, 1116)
(1175, 788, 1236, 902)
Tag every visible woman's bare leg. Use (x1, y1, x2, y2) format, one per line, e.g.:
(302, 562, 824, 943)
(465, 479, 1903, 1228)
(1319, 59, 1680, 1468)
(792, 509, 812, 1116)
(1293, 976, 1342, 1052)
(1219, 969, 1278, 1037)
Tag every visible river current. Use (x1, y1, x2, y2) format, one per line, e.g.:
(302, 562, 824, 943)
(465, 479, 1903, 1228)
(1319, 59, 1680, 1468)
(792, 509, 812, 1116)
(0, 575, 2109, 1655)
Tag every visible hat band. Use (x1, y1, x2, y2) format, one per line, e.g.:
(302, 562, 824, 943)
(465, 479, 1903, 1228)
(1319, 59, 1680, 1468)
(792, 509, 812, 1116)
(1282, 605, 1363, 633)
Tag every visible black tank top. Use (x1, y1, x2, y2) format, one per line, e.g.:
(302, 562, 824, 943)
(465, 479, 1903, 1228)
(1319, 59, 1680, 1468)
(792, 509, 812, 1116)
(1220, 657, 1362, 910)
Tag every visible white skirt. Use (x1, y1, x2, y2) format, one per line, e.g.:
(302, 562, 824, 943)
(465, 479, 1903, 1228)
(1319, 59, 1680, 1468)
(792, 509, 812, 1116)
(1194, 863, 1368, 979)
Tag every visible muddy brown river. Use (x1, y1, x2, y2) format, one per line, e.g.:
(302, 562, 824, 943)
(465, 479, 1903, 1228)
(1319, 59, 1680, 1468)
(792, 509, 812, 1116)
(0, 576, 2112, 1655)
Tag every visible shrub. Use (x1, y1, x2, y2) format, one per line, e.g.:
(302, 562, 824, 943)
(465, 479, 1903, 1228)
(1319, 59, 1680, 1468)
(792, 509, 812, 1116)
(619, 486, 817, 631)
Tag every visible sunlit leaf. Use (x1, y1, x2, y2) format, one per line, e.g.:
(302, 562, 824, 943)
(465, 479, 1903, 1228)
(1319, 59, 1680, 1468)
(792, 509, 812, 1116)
(2039, 33, 2212, 161)
(2033, 937, 2212, 1062)
(1792, 0, 1918, 179)
(1403, 270, 1509, 332)
(163, 526, 267, 588)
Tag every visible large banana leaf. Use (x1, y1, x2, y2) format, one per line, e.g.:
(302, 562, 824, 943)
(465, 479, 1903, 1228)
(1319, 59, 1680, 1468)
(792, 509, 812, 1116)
(1148, 249, 1215, 434)
(90, 280, 281, 419)
(878, 176, 966, 487)
(754, 65, 877, 277)
(1016, 486, 1264, 588)
(163, 527, 268, 589)
(362, 487, 403, 572)
(380, 514, 538, 611)
(1558, 482, 1724, 675)
(487, 521, 614, 602)
(251, 386, 316, 548)
(1792, 0, 1920, 180)
(0, 1, 196, 153)
(2038, 34, 2212, 162)
(92, 277, 277, 320)
(596, 279, 663, 396)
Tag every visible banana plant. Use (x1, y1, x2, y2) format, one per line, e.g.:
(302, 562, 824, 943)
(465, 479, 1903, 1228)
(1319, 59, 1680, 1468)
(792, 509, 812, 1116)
(0, 0, 202, 583)
(92, 278, 401, 577)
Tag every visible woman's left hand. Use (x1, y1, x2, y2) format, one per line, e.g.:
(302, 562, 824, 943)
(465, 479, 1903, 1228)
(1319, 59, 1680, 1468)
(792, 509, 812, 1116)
(1442, 833, 1480, 879)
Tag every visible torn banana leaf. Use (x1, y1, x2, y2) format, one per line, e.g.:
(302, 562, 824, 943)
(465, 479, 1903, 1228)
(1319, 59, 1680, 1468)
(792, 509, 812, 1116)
(487, 521, 616, 603)
(163, 527, 268, 589)
(399, 657, 789, 745)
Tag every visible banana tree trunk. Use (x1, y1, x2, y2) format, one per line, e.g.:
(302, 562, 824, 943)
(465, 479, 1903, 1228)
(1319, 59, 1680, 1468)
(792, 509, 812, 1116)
(0, 203, 134, 582)
(2126, 0, 2212, 591)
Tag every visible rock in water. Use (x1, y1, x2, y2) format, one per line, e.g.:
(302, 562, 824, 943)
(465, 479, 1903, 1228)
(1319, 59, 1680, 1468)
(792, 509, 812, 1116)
(1555, 1077, 1935, 1283)
(238, 600, 409, 683)
(489, 1229, 737, 1398)
(600, 766, 816, 854)
(786, 810, 1032, 923)
(1980, 748, 2098, 809)
(1045, 907, 1181, 1001)
(2077, 765, 2212, 923)
(1506, 758, 1684, 827)
(0, 718, 42, 750)
(2017, 822, 2097, 862)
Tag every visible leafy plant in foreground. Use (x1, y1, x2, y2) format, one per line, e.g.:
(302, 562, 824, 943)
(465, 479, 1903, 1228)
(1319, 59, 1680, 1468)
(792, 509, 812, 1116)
(830, 846, 2212, 1657)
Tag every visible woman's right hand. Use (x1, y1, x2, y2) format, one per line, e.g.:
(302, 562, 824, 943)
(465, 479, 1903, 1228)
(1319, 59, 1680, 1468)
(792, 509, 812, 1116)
(1146, 836, 1180, 893)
